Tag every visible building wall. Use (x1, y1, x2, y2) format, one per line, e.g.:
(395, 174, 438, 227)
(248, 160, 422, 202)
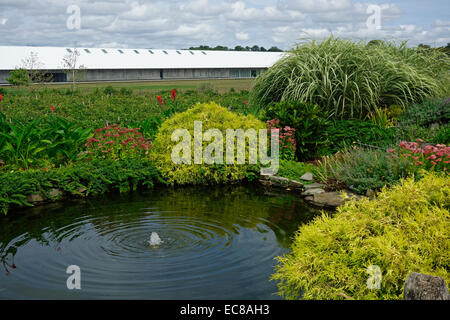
(0, 68, 266, 84)
(0, 70, 10, 84)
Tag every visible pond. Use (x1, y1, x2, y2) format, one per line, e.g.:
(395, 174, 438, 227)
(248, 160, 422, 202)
(0, 184, 318, 299)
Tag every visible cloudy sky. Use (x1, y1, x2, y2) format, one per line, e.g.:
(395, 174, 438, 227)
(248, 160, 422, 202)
(0, 0, 449, 50)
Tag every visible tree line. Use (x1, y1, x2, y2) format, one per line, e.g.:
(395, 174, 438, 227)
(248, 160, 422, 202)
(187, 45, 284, 52)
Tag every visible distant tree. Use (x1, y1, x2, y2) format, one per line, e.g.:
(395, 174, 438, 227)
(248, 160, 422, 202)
(7, 68, 30, 86)
(188, 45, 283, 52)
(418, 43, 431, 49)
(367, 40, 384, 46)
(268, 46, 283, 52)
(61, 48, 86, 89)
(213, 45, 228, 51)
(21, 51, 53, 84)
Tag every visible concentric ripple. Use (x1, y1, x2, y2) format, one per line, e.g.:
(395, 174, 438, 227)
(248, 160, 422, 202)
(0, 185, 318, 299)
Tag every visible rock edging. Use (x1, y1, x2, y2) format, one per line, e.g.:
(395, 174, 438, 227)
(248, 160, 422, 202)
(259, 172, 363, 209)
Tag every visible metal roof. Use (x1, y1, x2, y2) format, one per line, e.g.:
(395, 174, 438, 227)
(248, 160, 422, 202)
(0, 46, 286, 70)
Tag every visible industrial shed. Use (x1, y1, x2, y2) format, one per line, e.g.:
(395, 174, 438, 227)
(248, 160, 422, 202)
(0, 46, 285, 84)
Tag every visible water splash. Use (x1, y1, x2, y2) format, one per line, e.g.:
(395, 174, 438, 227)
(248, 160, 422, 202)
(148, 232, 163, 246)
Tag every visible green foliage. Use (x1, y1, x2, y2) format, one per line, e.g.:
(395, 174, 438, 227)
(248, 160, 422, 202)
(315, 147, 412, 194)
(319, 120, 397, 156)
(277, 160, 315, 182)
(7, 69, 31, 86)
(251, 37, 450, 119)
(398, 98, 450, 127)
(103, 85, 117, 95)
(1, 87, 250, 129)
(119, 87, 133, 95)
(262, 101, 329, 160)
(151, 102, 266, 185)
(0, 114, 93, 168)
(0, 159, 163, 215)
(272, 172, 450, 300)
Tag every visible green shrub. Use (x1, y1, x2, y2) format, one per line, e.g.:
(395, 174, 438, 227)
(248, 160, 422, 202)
(7, 69, 30, 86)
(319, 120, 397, 156)
(398, 98, 450, 127)
(272, 172, 450, 300)
(251, 37, 450, 119)
(103, 85, 117, 95)
(120, 87, 133, 95)
(315, 147, 412, 194)
(262, 101, 329, 160)
(151, 102, 265, 185)
(0, 159, 163, 215)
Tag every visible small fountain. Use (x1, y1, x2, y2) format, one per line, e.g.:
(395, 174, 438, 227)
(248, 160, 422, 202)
(148, 232, 163, 246)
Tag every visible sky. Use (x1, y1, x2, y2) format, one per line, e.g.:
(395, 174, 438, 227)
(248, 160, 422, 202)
(0, 0, 449, 50)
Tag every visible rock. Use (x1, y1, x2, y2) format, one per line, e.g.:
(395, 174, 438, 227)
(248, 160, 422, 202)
(304, 183, 326, 190)
(404, 273, 450, 300)
(307, 191, 362, 208)
(302, 188, 325, 196)
(49, 188, 62, 198)
(366, 189, 376, 197)
(268, 175, 290, 187)
(300, 172, 314, 181)
(258, 179, 272, 187)
(288, 180, 303, 190)
(77, 187, 87, 194)
(259, 173, 273, 181)
(26, 193, 45, 203)
(304, 196, 314, 202)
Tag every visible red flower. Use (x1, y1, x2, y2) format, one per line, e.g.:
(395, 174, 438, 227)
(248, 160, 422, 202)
(171, 89, 176, 100)
(244, 100, 248, 105)
(0, 94, 3, 101)
(157, 95, 163, 106)
(50, 105, 55, 112)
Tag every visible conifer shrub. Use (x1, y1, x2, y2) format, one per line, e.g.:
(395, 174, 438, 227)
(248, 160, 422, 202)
(272, 172, 450, 300)
(151, 102, 266, 185)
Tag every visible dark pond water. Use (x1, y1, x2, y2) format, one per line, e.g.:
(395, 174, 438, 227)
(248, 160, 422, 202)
(0, 185, 318, 299)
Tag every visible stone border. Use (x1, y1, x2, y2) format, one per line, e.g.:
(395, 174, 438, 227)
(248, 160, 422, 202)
(259, 172, 364, 209)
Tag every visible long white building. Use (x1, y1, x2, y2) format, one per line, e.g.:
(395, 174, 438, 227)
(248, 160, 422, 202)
(0, 46, 285, 84)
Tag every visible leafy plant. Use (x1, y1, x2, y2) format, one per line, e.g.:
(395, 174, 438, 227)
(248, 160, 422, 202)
(0, 118, 50, 169)
(251, 37, 450, 119)
(262, 101, 329, 160)
(272, 172, 450, 300)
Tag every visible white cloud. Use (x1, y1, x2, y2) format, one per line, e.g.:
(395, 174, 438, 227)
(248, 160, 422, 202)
(0, 0, 448, 49)
(235, 32, 249, 40)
